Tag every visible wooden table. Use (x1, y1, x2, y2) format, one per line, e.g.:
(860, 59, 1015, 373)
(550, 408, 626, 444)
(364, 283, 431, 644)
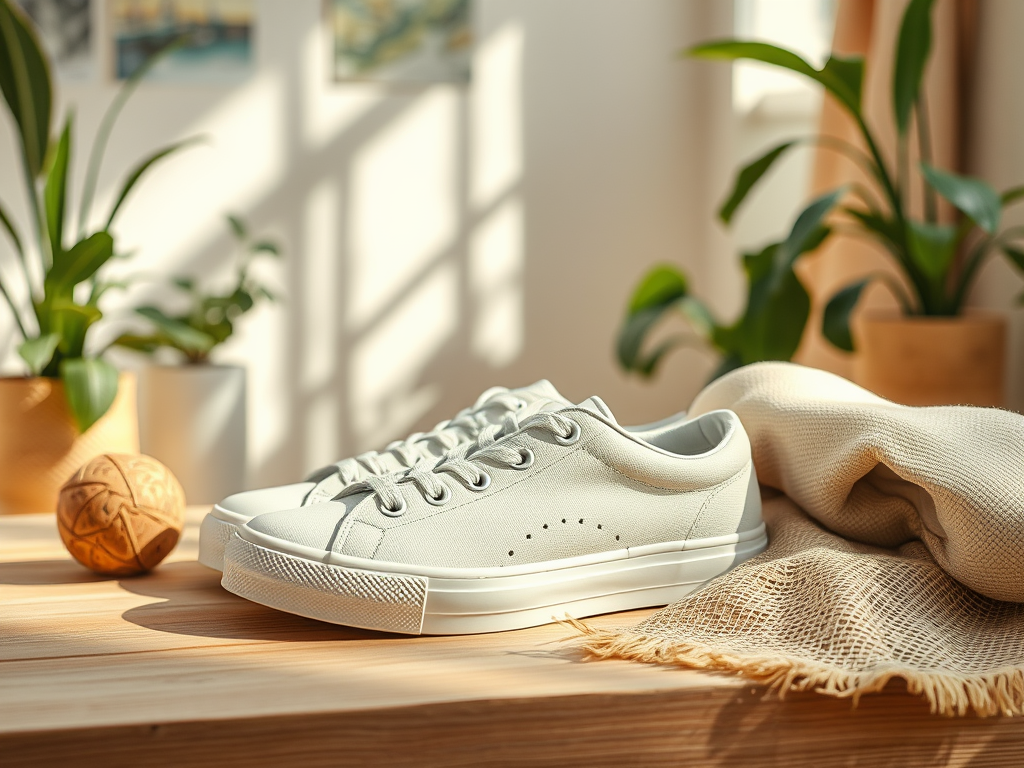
(2, 509, 1023, 767)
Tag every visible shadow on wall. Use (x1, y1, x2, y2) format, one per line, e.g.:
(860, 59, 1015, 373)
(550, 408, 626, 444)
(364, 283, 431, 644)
(33, 1, 736, 488)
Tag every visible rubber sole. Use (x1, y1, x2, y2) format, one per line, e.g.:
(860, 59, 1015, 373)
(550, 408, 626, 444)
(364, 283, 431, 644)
(198, 507, 251, 571)
(221, 525, 768, 635)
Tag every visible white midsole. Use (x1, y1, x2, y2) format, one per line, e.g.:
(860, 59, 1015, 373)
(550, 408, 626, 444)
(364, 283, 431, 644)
(221, 527, 768, 635)
(197, 505, 254, 571)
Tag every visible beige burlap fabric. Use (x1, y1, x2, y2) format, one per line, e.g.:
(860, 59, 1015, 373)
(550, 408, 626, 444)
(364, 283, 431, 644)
(572, 362, 1024, 716)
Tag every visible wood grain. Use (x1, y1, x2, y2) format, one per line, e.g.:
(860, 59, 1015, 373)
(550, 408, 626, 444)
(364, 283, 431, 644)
(2, 509, 1022, 767)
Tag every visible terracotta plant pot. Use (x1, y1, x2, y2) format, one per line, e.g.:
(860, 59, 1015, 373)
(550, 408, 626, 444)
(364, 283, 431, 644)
(138, 365, 247, 504)
(854, 313, 1006, 407)
(0, 373, 140, 515)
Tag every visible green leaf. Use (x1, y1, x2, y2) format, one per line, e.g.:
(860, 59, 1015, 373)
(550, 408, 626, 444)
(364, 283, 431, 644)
(60, 357, 118, 433)
(719, 141, 795, 224)
(822, 279, 870, 352)
(136, 306, 216, 356)
(740, 243, 811, 363)
(687, 41, 863, 116)
(44, 117, 72, 257)
(17, 333, 59, 375)
(626, 264, 688, 315)
(1001, 185, 1024, 206)
(773, 188, 844, 279)
(47, 231, 114, 292)
(249, 239, 280, 255)
(920, 164, 1001, 234)
(106, 137, 203, 228)
(111, 333, 161, 354)
(0, 197, 24, 256)
(617, 306, 671, 374)
(1002, 245, 1024, 274)
(0, 0, 51, 178)
(49, 301, 102, 360)
(226, 214, 248, 240)
(844, 207, 902, 248)
(893, 0, 935, 135)
(906, 220, 958, 283)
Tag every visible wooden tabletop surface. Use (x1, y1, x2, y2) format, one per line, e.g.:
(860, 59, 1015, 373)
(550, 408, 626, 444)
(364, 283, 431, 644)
(2, 508, 1023, 767)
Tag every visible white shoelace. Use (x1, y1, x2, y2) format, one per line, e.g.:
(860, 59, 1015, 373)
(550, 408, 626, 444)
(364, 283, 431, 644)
(330, 392, 528, 486)
(343, 411, 581, 515)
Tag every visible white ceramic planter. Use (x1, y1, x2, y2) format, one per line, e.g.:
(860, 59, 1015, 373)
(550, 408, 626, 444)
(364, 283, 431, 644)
(138, 365, 247, 504)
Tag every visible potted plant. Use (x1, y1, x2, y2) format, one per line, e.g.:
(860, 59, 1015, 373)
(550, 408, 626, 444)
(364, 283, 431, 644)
(115, 215, 281, 503)
(617, 209, 825, 381)
(0, 2, 197, 514)
(684, 0, 1024, 405)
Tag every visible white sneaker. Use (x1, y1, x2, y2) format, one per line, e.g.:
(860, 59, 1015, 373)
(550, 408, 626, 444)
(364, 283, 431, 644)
(220, 397, 766, 635)
(198, 381, 570, 570)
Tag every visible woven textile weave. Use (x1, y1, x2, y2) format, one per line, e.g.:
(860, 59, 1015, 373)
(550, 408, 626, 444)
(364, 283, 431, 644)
(573, 362, 1024, 716)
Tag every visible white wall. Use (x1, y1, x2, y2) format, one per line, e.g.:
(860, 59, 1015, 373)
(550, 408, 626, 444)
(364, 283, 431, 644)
(0, 0, 737, 487)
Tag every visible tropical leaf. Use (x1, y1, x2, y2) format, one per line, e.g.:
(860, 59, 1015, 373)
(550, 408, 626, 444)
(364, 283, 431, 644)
(136, 306, 216, 355)
(822, 279, 870, 352)
(1001, 185, 1024, 206)
(617, 306, 673, 374)
(906, 220, 958, 283)
(719, 141, 796, 224)
(43, 117, 72, 258)
(920, 164, 1001, 234)
(739, 243, 811, 363)
(0, 0, 51, 178)
(105, 137, 203, 228)
(227, 213, 248, 240)
(60, 357, 118, 433)
(47, 231, 114, 292)
(688, 41, 863, 116)
(17, 332, 59, 374)
(49, 301, 102, 360)
(1002, 245, 1024, 274)
(772, 188, 845, 282)
(626, 264, 688, 315)
(249, 239, 280, 255)
(893, 0, 936, 135)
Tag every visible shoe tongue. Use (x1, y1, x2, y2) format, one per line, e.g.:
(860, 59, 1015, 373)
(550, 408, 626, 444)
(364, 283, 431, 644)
(576, 396, 617, 423)
(514, 379, 572, 405)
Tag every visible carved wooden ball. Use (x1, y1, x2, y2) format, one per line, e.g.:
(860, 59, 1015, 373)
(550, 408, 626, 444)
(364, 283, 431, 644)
(57, 454, 186, 576)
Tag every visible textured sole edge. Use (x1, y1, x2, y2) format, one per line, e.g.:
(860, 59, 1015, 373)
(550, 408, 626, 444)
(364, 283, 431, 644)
(221, 531, 768, 635)
(198, 512, 240, 571)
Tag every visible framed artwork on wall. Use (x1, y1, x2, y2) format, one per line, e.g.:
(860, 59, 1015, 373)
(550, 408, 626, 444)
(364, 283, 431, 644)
(329, 0, 472, 84)
(16, 0, 95, 81)
(110, 0, 254, 82)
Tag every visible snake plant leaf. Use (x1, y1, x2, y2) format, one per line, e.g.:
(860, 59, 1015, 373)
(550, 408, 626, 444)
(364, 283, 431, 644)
(687, 41, 863, 117)
(60, 357, 118, 433)
(906, 220, 958, 287)
(920, 164, 1001, 234)
(44, 117, 72, 258)
(17, 332, 59, 375)
(105, 137, 203, 228)
(626, 264, 688, 315)
(0, 0, 51, 178)
(719, 141, 796, 225)
(893, 0, 935, 135)
(822, 279, 871, 352)
(136, 306, 217, 356)
(47, 231, 114, 292)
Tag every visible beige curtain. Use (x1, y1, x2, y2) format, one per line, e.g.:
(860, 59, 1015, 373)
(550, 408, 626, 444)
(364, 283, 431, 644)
(795, 0, 977, 376)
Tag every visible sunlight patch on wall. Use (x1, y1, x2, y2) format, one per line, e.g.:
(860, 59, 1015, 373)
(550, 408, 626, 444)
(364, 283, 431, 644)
(346, 88, 459, 331)
(470, 198, 523, 367)
(302, 178, 341, 468)
(349, 261, 459, 452)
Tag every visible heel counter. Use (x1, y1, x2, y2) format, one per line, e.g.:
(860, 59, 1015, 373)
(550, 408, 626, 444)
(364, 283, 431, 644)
(687, 461, 761, 541)
(738, 461, 763, 533)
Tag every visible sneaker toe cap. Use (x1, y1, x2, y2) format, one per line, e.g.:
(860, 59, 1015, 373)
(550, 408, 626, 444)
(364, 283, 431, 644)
(216, 482, 316, 522)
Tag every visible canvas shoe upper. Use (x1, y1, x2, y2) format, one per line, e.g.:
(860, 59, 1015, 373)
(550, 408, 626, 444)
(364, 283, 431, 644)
(197, 381, 570, 570)
(220, 397, 767, 635)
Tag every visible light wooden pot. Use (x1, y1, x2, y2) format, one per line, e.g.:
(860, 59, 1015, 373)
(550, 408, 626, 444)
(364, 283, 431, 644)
(853, 313, 1006, 407)
(0, 373, 139, 515)
(138, 365, 247, 504)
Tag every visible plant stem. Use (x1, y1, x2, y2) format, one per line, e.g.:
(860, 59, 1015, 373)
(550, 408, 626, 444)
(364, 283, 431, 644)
(953, 225, 1024, 311)
(0, 273, 29, 338)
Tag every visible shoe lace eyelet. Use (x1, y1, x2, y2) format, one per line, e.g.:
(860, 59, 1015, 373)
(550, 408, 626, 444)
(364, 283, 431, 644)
(468, 472, 491, 491)
(425, 484, 452, 506)
(554, 420, 581, 446)
(512, 447, 534, 470)
(380, 497, 407, 517)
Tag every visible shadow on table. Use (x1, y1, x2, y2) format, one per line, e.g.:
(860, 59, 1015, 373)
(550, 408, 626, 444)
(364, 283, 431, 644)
(118, 560, 401, 643)
(0, 558, 109, 585)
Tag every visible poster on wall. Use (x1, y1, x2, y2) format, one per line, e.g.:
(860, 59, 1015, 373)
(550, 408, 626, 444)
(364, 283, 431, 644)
(110, 0, 254, 82)
(329, 0, 472, 84)
(16, 0, 94, 81)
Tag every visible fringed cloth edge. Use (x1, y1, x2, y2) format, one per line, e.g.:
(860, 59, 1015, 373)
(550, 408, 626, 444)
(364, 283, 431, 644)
(562, 618, 1024, 718)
